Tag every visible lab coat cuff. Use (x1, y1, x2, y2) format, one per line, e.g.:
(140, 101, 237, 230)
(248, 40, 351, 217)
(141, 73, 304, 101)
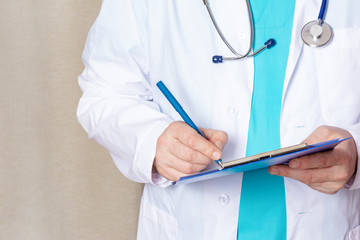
(344, 124, 360, 190)
(152, 170, 173, 187)
(133, 120, 173, 187)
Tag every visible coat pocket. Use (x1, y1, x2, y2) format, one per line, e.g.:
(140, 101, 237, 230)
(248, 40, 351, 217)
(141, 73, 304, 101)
(314, 28, 360, 126)
(137, 200, 177, 240)
(349, 225, 360, 240)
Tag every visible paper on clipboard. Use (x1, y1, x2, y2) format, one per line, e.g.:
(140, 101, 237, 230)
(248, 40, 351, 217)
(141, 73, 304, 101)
(173, 138, 350, 185)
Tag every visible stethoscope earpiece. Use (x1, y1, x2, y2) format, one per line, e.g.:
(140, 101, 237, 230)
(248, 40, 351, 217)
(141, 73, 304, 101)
(212, 56, 223, 63)
(265, 39, 276, 49)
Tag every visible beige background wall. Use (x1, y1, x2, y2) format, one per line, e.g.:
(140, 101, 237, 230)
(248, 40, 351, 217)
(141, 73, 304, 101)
(0, 0, 143, 239)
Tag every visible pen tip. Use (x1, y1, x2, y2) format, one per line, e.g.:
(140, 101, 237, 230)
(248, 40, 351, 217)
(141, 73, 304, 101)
(218, 161, 224, 170)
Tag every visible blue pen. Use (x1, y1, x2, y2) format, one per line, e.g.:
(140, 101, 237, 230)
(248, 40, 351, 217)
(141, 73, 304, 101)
(156, 81, 224, 169)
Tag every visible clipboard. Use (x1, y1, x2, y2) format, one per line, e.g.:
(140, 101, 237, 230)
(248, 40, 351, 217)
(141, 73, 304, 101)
(174, 138, 350, 185)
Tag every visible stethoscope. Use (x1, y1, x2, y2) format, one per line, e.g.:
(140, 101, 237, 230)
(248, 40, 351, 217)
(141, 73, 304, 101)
(203, 0, 333, 63)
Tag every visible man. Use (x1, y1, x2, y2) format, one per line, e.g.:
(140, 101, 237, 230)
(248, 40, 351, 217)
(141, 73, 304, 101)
(77, 0, 360, 239)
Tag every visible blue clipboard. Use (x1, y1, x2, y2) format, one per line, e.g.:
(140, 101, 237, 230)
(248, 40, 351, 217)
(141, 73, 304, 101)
(174, 138, 350, 185)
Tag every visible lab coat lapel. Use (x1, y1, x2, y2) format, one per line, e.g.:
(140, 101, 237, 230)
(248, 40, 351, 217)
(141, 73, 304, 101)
(282, 0, 320, 102)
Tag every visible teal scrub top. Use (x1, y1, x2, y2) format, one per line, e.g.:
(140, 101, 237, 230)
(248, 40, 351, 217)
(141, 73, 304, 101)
(237, 0, 296, 239)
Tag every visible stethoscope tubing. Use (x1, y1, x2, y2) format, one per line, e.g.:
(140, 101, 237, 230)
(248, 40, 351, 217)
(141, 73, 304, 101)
(205, 0, 332, 62)
(203, 0, 254, 60)
(318, 0, 328, 22)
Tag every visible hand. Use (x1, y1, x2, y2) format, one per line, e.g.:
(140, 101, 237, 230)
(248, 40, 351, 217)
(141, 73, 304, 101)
(154, 121, 228, 181)
(269, 126, 358, 194)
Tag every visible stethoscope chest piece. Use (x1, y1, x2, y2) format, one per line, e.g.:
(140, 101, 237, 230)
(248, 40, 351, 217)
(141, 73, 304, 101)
(301, 20, 332, 48)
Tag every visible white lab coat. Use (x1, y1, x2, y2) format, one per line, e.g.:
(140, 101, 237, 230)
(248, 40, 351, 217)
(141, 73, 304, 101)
(77, 0, 360, 239)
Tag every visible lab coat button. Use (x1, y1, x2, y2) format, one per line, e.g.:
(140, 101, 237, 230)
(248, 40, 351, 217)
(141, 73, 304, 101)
(228, 107, 238, 115)
(218, 193, 230, 206)
(237, 31, 245, 40)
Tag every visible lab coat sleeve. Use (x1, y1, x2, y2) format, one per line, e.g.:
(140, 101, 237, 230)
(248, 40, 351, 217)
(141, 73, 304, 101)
(77, 0, 172, 186)
(344, 123, 360, 190)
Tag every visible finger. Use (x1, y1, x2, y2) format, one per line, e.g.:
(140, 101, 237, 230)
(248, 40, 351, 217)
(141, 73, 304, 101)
(269, 165, 339, 184)
(169, 139, 213, 165)
(156, 165, 188, 182)
(177, 127, 222, 160)
(156, 153, 207, 180)
(200, 128, 228, 150)
(170, 158, 208, 175)
(165, 152, 208, 174)
(288, 151, 337, 169)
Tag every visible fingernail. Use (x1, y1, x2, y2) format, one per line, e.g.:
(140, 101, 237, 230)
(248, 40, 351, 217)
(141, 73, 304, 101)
(290, 160, 299, 168)
(270, 167, 279, 175)
(212, 151, 221, 160)
(215, 141, 223, 150)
